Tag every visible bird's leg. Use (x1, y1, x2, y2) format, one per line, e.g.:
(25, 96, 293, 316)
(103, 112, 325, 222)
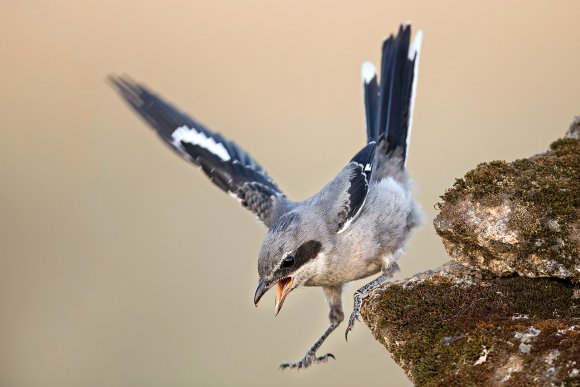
(345, 260, 400, 340)
(280, 285, 343, 370)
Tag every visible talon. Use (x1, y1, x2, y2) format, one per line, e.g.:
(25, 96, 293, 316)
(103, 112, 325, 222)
(345, 310, 359, 341)
(345, 325, 353, 341)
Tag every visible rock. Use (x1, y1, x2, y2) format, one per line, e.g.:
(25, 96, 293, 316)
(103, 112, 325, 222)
(360, 262, 580, 386)
(361, 118, 580, 385)
(434, 118, 580, 282)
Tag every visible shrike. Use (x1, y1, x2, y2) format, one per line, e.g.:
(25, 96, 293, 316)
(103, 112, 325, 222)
(111, 23, 423, 370)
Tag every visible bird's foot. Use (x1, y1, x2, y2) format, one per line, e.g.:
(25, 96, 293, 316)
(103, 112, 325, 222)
(345, 291, 363, 341)
(279, 351, 335, 370)
(345, 263, 401, 341)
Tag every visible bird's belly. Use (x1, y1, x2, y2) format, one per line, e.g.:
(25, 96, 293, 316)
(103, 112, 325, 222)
(304, 254, 383, 287)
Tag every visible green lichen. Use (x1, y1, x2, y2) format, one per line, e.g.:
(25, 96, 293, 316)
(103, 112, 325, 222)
(440, 136, 580, 209)
(361, 267, 580, 386)
(436, 131, 580, 277)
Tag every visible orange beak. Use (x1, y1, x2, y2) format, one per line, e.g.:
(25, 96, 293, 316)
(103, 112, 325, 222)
(274, 277, 293, 316)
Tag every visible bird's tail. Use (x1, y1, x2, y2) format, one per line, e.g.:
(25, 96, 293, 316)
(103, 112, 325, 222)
(362, 24, 422, 166)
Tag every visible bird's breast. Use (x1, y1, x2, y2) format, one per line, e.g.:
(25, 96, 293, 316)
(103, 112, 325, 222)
(304, 249, 383, 287)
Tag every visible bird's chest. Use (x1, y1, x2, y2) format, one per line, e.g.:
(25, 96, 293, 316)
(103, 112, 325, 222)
(304, 244, 383, 287)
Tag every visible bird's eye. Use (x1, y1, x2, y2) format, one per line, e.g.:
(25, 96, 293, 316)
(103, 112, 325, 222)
(281, 255, 295, 268)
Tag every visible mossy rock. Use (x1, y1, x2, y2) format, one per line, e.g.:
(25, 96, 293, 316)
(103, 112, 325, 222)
(434, 118, 580, 282)
(361, 262, 580, 386)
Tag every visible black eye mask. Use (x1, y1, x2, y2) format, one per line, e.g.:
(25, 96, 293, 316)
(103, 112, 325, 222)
(295, 240, 322, 267)
(275, 240, 322, 277)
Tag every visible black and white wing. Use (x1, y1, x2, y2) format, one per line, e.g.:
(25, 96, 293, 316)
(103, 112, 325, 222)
(336, 142, 376, 233)
(110, 76, 287, 227)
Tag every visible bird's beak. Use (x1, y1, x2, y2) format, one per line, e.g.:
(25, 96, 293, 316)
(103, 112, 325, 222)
(254, 280, 270, 307)
(274, 277, 293, 316)
(253, 277, 294, 316)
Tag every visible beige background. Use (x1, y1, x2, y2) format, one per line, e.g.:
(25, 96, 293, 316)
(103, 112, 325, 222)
(1, 1, 579, 386)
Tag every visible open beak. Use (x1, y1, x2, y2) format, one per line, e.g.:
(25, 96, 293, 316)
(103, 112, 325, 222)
(253, 277, 294, 316)
(274, 277, 293, 316)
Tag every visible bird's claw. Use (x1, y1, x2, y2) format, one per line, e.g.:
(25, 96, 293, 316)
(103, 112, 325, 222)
(279, 352, 335, 370)
(345, 292, 363, 341)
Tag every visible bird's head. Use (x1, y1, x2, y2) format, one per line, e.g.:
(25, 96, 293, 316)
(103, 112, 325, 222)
(253, 210, 328, 315)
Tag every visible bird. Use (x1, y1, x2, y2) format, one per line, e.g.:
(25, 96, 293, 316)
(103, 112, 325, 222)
(110, 23, 423, 370)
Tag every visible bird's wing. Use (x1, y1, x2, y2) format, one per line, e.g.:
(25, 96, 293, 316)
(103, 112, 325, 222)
(110, 76, 287, 227)
(335, 142, 376, 233)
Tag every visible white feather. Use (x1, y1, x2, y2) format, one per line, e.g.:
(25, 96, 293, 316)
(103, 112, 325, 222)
(361, 61, 376, 84)
(172, 125, 231, 162)
(408, 30, 423, 61)
(337, 192, 368, 234)
(405, 30, 423, 165)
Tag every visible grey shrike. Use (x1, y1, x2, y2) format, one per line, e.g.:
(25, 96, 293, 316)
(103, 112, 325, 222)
(111, 23, 423, 370)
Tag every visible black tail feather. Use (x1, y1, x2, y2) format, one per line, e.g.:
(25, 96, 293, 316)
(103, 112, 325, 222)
(362, 63, 379, 143)
(364, 24, 421, 165)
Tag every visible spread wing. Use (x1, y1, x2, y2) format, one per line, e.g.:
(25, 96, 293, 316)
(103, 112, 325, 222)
(110, 76, 287, 227)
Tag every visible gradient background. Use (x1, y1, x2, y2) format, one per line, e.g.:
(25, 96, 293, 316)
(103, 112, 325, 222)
(1, 1, 579, 386)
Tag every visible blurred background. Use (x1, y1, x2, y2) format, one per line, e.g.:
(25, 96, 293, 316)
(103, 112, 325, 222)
(1, 1, 579, 386)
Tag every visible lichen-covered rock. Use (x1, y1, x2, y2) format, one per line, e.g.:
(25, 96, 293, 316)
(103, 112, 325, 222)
(434, 118, 580, 282)
(361, 262, 580, 386)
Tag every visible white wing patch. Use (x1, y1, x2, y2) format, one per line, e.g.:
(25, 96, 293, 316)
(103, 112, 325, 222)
(172, 125, 231, 161)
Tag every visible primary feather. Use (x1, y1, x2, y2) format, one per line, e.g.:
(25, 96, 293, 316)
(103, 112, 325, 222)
(110, 76, 287, 226)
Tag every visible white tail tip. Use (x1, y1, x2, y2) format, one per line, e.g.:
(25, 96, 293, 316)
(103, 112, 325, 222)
(361, 61, 376, 84)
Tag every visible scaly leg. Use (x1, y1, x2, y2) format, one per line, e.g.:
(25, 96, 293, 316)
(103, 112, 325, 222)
(345, 261, 400, 340)
(280, 285, 344, 370)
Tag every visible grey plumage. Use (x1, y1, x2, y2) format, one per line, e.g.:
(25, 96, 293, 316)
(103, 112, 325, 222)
(111, 23, 423, 370)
